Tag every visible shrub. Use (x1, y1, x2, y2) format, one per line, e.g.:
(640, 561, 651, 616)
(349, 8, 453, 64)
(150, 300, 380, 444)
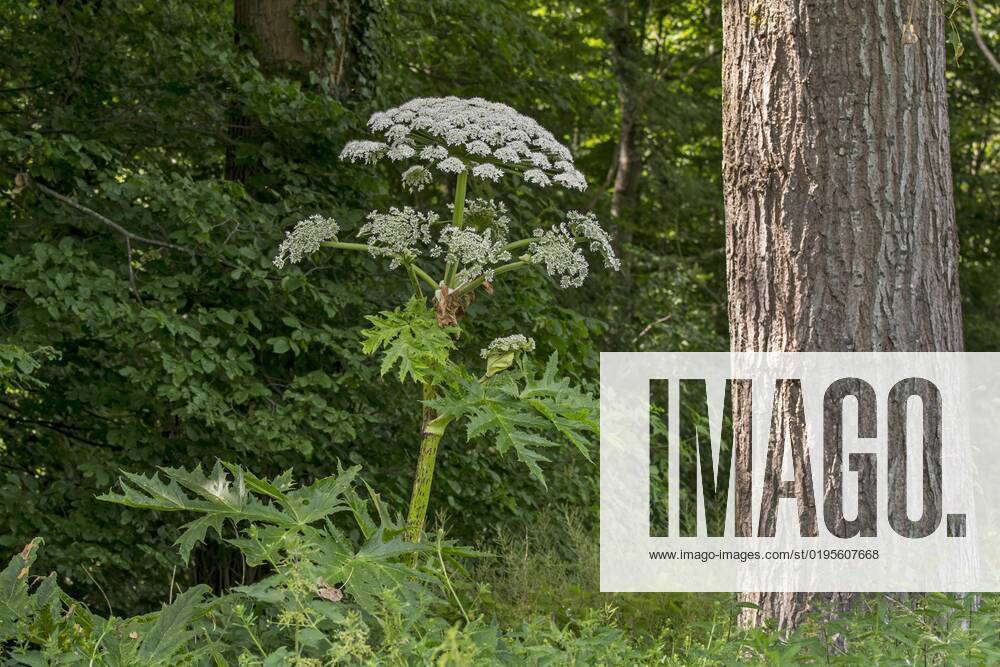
(1, 462, 653, 665)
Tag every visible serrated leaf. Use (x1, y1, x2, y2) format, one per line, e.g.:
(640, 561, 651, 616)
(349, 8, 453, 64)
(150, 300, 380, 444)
(138, 584, 210, 662)
(360, 297, 457, 384)
(429, 352, 596, 485)
(176, 514, 225, 565)
(285, 465, 358, 523)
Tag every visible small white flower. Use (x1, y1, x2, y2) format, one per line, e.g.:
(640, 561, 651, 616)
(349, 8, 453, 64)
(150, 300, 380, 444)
(493, 146, 522, 162)
(523, 169, 551, 187)
(420, 145, 449, 161)
(387, 143, 416, 161)
(503, 129, 531, 143)
(465, 140, 492, 156)
(528, 152, 552, 169)
(438, 225, 511, 283)
(367, 112, 394, 131)
(401, 165, 433, 192)
(394, 109, 416, 124)
(459, 198, 512, 238)
(507, 141, 532, 155)
(566, 210, 620, 271)
(535, 137, 572, 161)
(445, 128, 469, 145)
(553, 170, 587, 191)
(437, 157, 467, 174)
(339, 140, 387, 165)
(481, 334, 535, 359)
(273, 215, 339, 269)
(472, 163, 503, 182)
(359, 207, 439, 269)
(385, 124, 411, 142)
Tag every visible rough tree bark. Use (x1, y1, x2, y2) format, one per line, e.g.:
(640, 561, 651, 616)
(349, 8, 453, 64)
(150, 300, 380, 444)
(722, 0, 964, 630)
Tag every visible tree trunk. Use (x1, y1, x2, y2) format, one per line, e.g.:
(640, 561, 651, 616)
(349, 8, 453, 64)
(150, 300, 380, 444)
(233, 0, 354, 86)
(227, 0, 357, 182)
(722, 0, 964, 631)
(606, 1, 645, 316)
(607, 1, 643, 246)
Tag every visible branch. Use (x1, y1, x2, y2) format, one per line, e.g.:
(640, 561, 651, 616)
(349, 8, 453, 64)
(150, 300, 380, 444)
(0, 410, 114, 450)
(5, 170, 295, 285)
(634, 313, 673, 342)
(968, 0, 1000, 75)
(21, 174, 194, 254)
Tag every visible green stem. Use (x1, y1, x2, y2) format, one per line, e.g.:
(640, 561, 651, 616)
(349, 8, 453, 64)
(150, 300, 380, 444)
(410, 263, 439, 290)
(451, 260, 530, 299)
(404, 383, 453, 543)
(443, 170, 469, 287)
(322, 241, 370, 252)
(503, 238, 533, 252)
(405, 264, 422, 296)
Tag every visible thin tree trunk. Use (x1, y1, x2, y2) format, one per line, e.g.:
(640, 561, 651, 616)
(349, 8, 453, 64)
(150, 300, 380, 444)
(722, 0, 963, 630)
(607, 1, 645, 317)
(607, 2, 643, 245)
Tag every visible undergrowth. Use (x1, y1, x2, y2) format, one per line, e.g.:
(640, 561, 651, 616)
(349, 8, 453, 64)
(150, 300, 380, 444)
(2, 462, 999, 665)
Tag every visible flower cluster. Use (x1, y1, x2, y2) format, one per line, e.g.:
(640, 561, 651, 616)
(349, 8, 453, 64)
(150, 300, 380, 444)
(566, 211, 621, 271)
(339, 97, 587, 190)
(401, 165, 433, 192)
(435, 226, 511, 284)
(338, 140, 386, 165)
(480, 334, 536, 359)
(359, 207, 439, 269)
(459, 198, 512, 238)
(272, 215, 339, 269)
(527, 223, 590, 288)
(275, 98, 621, 297)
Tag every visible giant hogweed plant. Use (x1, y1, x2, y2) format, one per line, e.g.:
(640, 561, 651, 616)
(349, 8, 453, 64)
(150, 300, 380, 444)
(273, 97, 620, 543)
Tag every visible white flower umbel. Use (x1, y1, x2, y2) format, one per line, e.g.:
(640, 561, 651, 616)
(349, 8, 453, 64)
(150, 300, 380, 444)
(523, 169, 551, 187)
(528, 223, 589, 288)
(339, 140, 388, 165)
(480, 334, 536, 359)
(401, 165, 433, 192)
(480, 333, 536, 377)
(453, 198, 512, 238)
(273, 215, 340, 269)
(472, 163, 503, 182)
(437, 225, 511, 284)
(566, 211, 621, 271)
(436, 157, 467, 174)
(341, 97, 588, 190)
(359, 207, 439, 269)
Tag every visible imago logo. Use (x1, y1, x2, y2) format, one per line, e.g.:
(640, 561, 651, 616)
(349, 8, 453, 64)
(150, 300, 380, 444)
(648, 377, 963, 540)
(600, 353, 1000, 593)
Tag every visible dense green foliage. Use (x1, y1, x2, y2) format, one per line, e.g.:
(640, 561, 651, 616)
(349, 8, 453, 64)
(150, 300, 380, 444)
(4, 464, 1000, 664)
(0, 0, 605, 612)
(1, 0, 997, 663)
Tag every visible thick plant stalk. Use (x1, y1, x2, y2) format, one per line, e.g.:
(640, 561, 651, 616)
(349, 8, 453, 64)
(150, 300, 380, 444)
(404, 382, 452, 542)
(442, 171, 468, 287)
